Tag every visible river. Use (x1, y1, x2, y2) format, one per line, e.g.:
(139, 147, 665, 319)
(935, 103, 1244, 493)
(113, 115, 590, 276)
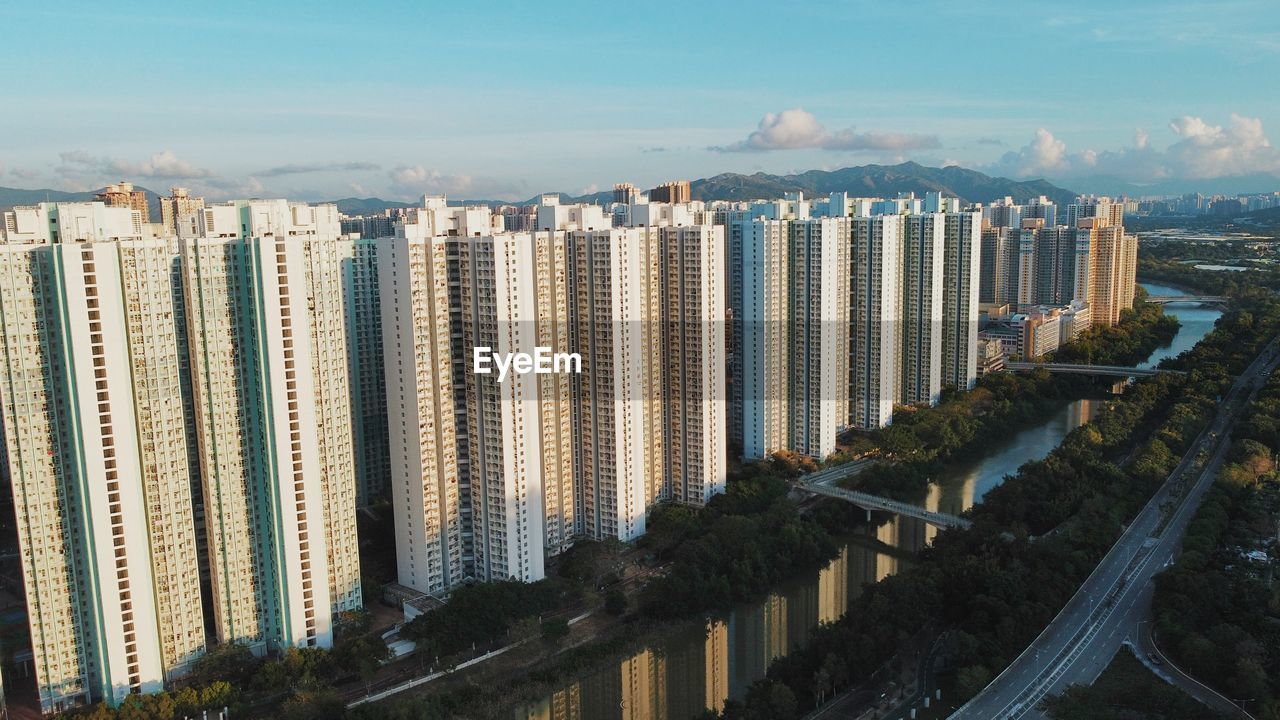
(514, 283, 1220, 720)
(1138, 282, 1224, 370)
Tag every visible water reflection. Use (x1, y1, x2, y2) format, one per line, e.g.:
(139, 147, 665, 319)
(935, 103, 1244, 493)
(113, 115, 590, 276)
(515, 538, 903, 720)
(1137, 282, 1223, 370)
(517, 283, 1220, 720)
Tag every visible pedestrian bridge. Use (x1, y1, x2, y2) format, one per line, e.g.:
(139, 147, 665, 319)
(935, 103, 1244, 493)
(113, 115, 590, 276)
(1005, 361, 1186, 378)
(795, 460, 972, 530)
(1146, 295, 1229, 306)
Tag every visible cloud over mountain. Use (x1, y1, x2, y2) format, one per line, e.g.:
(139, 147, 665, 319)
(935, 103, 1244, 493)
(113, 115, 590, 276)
(58, 150, 214, 180)
(988, 114, 1280, 182)
(712, 108, 940, 153)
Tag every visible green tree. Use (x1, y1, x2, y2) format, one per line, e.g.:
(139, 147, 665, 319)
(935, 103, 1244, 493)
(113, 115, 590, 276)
(604, 588, 628, 616)
(279, 687, 345, 720)
(541, 617, 570, 643)
(199, 680, 235, 710)
(173, 686, 200, 717)
(191, 642, 258, 686)
(956, 664, 992, 698)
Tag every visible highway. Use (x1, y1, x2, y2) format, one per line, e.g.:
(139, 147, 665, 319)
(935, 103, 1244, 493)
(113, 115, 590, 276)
(951, 338, 1280, 720)
(1131, 617, 1248, 717)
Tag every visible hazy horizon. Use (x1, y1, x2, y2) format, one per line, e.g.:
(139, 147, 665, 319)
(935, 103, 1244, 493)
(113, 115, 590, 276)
(4, 0, 1278, 202)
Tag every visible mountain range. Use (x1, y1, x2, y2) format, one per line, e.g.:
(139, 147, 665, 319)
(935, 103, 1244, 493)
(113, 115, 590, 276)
(7, 164, 1280, 218)
(679, 162, 1078, 207)
(0, 162, 1070, 215)
(1, 162, 1079, 216)
(329, 162, 1080, 214)
(0, 185, 166, 219)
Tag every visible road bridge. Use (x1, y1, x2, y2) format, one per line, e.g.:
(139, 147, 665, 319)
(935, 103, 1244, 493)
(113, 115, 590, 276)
(795, 460, 972, 530)
(1146, 295, 1229, 306)
(1005, 361, 1185, 378)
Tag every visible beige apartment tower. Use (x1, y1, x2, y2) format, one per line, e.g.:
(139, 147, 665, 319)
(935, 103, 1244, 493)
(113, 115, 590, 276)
(379, 215, 465, 594)
(159, 187, 205, 236)
(659, 225, 727, 505)
(569, 226, 664, 541)
(790, 218, 850, 460)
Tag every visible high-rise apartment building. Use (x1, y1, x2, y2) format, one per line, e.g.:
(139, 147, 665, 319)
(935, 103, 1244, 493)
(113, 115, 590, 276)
(383, 196, 727, 583)
(1076, 223, 1138, 326)
(790, 218, 849, 459)
(983, 196, 1057, 229)
(1066, 196, 1124, 229)
(659, 225, 727, 505)
(339, 212, 400, 241)
(456, 231, 573, 582)
(530, 230, 577, 552)
(0, 203, 204, 712)
(159, 187, 205, 236)
(95, 181, 150, 223)
(979, 226, 1018, 305)
(899, 214, 945, 406)
(379, 213, 466, 594)
(850, 215, 903, 429)
(613, 183, 643, 205)
(941, 211, 982, 390)
(1033, 226, 1077, 306)
(649, 180, 691, 204)
(181, 200, 360, 652)
(729, 219, 791, 458)
(568, 226, 664, 541)
(993, 213, 1136, 326)
(345, 236, 389, 506)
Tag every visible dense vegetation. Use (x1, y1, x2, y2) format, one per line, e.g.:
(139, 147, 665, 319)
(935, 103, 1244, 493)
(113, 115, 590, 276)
(633, 298, 1176, 620)
(400, 578, 579, 661)
(1151, 378, 1280, 720)
(1044, 651, 1227, 720)
(636, 473, 837, 618)
(720, 292, 1280, 720)
(1139, 239, 1280, 296)
(1053, 291, 1181, 365)
(849, 294, 1175, 502)
(60, 611, 390, 720)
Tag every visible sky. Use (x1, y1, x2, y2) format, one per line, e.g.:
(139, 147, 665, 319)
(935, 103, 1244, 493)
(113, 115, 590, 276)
(3, 0, 1279, 201)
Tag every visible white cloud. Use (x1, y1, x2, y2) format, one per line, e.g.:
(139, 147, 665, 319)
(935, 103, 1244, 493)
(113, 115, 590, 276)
(388, 165, 468, 193)
(58, 149, 215, 181)
(987, 115, 1280, 181)
(203, 176, 265, 199)
(1164, 113, 1278, 178)
(989, 128, 1070, 177)
(387, 165, 525, 201)
(712, 108, 940, 153)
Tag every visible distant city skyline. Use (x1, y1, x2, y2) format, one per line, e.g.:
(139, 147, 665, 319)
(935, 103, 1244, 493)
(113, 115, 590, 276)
(4, 0, 1279, 201)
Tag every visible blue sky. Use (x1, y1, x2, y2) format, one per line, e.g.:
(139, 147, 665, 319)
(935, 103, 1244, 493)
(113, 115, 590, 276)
(4, 0, 1279, 200)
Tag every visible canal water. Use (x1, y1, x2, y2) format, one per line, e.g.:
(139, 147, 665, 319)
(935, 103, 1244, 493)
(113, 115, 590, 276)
(514, 283, 1221, 720)
(1137, 282, 1224, 370)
